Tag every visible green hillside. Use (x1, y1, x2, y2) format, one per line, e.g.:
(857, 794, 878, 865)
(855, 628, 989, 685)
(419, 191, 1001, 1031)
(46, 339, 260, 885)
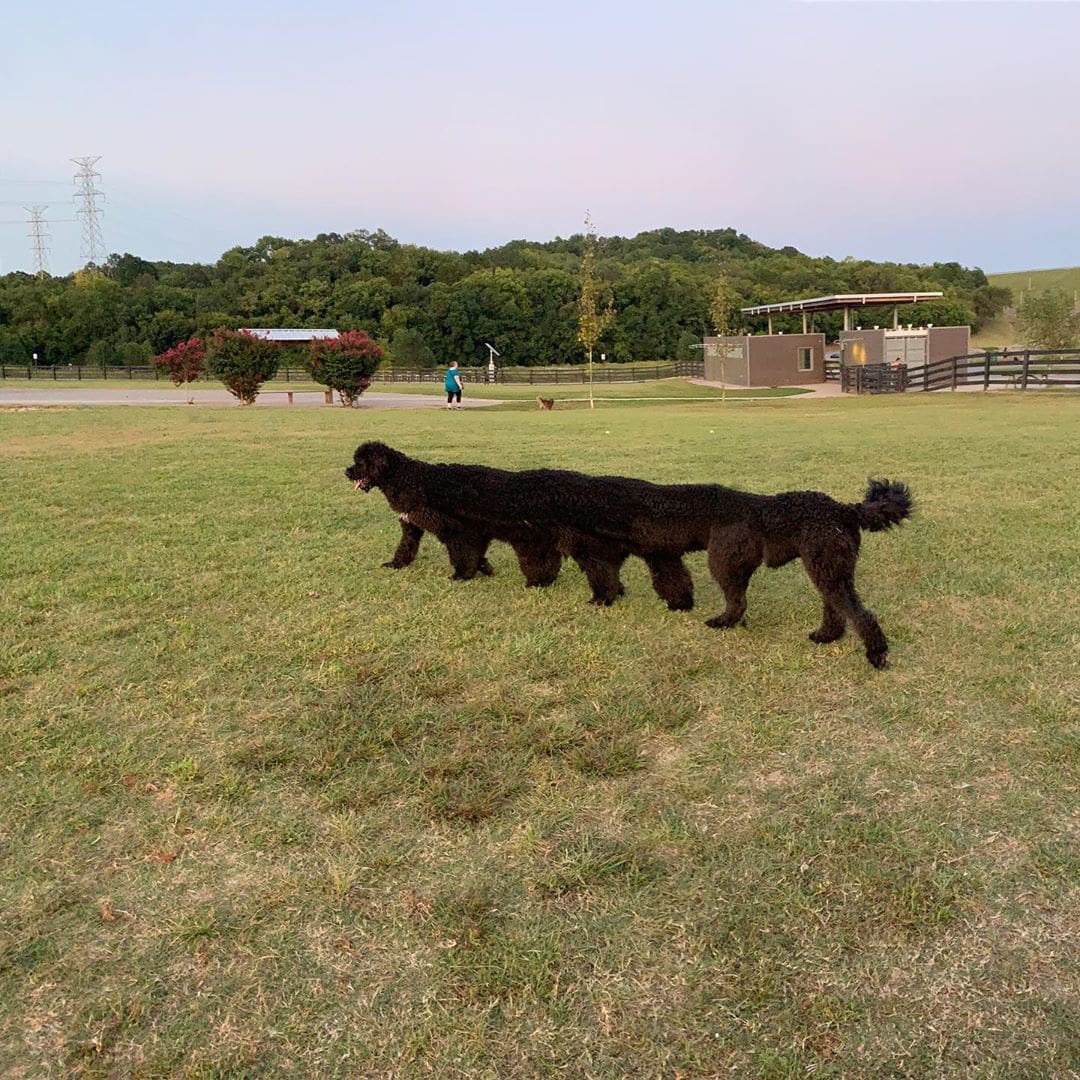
(976, 267, 1080, 347)
(988, 266, 1080, 299)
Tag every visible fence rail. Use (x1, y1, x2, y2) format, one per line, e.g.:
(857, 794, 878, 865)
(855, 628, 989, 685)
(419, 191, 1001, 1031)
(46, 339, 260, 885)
(843, 350, 1080, 394)
(0, 360, 705, 384)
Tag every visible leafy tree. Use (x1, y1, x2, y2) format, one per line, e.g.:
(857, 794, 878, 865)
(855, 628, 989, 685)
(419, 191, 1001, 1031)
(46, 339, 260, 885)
(0, 335, 31, 366)
(154, 337, 206, 401)
(205, 329, 280, 404)
(710, 278, 736, 336)
(307, 330, 384, 406)
(1015, 289, 1080, 349)
(116, 342, 153, 366)
(388, 328, 437, 369)
(85, 339, 117, 367)
(147, 309, 196, 354)
(577, 218, 615, 407)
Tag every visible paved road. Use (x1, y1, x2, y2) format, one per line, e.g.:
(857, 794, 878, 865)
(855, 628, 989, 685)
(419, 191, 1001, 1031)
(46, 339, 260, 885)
(0, 387, 501, 409)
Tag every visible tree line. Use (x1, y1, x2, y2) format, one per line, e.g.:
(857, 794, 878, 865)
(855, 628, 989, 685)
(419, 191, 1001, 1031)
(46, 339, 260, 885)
(0, 226, 1011, 368)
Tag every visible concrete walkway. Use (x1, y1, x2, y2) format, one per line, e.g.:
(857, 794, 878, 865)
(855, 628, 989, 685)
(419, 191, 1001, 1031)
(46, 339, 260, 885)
(690, 379, 846, 398)
(0, 387, 501, 409)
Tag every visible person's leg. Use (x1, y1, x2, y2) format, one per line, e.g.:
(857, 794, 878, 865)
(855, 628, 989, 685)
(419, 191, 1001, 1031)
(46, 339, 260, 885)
(446, 391, 454, 410)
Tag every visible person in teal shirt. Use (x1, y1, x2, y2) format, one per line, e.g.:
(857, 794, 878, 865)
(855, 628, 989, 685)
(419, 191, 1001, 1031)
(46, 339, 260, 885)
(444, 361, 463, 410)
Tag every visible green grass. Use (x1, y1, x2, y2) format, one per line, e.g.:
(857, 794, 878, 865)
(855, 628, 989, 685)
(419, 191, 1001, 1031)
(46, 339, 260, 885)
(977, 267, 1080, 348)
(2, 394, 1078, 1077)
(0, 376, 811, 402)
(988, 266, 1080, 300)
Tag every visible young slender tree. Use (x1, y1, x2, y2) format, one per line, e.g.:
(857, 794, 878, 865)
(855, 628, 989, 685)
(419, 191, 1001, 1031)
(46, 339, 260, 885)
(577, 212, 615, 409)
(710, 278, 735, 337)
(1015, 288, 1080, 349)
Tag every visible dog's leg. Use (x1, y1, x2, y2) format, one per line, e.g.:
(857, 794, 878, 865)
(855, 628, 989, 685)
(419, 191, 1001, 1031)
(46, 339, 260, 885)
(801, 544, 889, 669)
(573, 552, 627, 605)
(383, 521, 425, 569)
(442, 532, 485, 581)
(643, 553, 694, 611)
(704, 525, 761, 629)
(513, 540, 562, 588)
(809, 600, 847, 644)
(476, 536, 495, 577)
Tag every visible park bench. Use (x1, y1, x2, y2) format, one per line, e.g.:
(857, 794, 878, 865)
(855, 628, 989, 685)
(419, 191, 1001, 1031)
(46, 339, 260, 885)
(260, 388, 335, 404)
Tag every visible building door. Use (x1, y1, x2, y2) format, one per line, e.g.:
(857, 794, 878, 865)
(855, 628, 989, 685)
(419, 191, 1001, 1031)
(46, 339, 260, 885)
(885, 335, 927, 366)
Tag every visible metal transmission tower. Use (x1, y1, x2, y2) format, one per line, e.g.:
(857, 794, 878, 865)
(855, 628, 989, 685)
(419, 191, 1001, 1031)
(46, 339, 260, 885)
(25, 205, 50, 276)
(71, 156, 106, 267)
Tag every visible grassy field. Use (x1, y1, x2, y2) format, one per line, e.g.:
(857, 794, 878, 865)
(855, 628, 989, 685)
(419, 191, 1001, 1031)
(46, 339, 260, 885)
(988, 266, 1080, 301)
(2, 393, 1078, 1077)
(977, 267, 1080, 348)
(0, 377, 811, 405)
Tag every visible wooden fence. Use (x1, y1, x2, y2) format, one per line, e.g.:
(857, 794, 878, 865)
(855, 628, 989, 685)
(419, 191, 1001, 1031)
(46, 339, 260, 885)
(843, 350, 1080, 394)
(0, 360, 704, 384)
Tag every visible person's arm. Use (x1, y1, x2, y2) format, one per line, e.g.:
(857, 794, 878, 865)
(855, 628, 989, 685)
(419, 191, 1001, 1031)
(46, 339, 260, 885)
(454, 372, 463, 391)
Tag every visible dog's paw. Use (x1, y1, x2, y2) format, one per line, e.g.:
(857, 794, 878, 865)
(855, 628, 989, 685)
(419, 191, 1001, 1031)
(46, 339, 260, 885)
(525, 577, 557, 588)
(449, 571, 477, 581)
(866, 650, 890, 670)
(382, 560, 405, 569)
(705, 614, 746, 630)
(667, 597, 694, 612)
(477, 560, 495, 577)
(588, 596, 616, 607)
(809, 628, 845, 644)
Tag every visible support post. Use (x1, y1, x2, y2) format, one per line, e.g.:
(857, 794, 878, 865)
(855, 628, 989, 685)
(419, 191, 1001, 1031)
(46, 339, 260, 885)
(1021, 350, 1031, 390)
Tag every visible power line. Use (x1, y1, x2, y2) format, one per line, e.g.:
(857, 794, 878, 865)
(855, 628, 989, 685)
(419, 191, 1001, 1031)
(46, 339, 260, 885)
(71, 155, 106, 267)
(25, 206, 50, 276)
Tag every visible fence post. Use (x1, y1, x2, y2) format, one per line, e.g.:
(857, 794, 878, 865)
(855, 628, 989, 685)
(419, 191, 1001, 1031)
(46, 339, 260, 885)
(1021, 350, 1031, 390)
(78, 365, 82, 381)
(951, 357, 957, 391)
(984, 353, 991, 391)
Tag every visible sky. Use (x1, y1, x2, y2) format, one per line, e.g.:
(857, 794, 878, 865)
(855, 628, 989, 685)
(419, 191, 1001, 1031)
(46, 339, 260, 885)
(2, 0, 1078, 275)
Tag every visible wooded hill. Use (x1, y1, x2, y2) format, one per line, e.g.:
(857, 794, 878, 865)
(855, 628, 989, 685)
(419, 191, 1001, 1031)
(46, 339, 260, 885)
(0, 227, 1010, 367)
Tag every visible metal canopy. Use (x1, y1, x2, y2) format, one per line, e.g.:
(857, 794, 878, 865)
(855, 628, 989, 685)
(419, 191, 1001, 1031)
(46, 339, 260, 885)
(740, 292, 942, 317)
(242, 328, 340, 342)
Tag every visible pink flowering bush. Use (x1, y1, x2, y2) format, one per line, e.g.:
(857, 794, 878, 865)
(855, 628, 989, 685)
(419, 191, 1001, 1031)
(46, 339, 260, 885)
(307, 330, 384, 406)
(153, 337, 206, 393)
(204, 329, 280, 405)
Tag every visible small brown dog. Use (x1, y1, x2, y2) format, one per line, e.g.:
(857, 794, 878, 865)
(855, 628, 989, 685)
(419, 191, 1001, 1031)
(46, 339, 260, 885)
(537, 396, 554, 410)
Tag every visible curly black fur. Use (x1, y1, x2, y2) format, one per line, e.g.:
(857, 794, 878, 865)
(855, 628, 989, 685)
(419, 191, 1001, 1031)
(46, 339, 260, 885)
(345, 442, 697, 607)
(409, 454, 912, 669)
(347, 442, 913, 667)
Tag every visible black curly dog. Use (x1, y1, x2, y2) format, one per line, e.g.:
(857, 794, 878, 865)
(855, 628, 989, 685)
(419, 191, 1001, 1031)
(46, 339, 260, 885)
(346, 442, 695, 607)
(347, 442, 912, 667)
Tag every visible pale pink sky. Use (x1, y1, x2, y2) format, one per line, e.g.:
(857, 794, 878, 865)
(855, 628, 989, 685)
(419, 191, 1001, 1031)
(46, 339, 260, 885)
(2, 0, 1077, 273)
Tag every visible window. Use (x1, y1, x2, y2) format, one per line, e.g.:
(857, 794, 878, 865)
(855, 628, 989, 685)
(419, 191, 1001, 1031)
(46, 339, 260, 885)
(797, 347, 813, 372)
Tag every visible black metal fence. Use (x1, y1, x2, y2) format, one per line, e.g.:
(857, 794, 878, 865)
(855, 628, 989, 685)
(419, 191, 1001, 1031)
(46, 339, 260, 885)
(842, 350, 1080, 394)
(0, 359, 705, 384)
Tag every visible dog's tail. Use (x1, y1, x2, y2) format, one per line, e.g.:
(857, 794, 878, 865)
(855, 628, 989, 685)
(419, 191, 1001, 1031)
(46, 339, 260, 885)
(857, 479, 913, 532)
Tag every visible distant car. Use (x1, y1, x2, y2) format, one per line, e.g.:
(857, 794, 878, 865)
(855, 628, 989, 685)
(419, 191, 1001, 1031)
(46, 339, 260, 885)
(826, 351, 840, 361)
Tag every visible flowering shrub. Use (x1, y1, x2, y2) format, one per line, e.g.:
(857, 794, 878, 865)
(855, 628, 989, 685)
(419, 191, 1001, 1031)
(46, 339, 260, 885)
(307, 330, 384, 406)
(153, 337, 206, 388)
(204, 329, 280, 405)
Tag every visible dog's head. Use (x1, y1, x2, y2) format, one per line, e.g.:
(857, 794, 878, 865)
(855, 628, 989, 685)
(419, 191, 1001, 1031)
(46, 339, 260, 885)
(345, 441, 402, 493)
